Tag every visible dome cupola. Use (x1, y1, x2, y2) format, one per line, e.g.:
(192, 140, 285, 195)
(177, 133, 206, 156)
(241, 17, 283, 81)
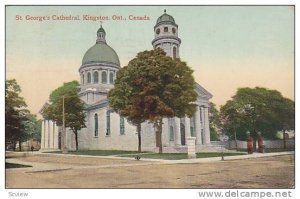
(81, 25, 120, 66)
(96, 25, 106, 44)
(155, 9, 176, 27)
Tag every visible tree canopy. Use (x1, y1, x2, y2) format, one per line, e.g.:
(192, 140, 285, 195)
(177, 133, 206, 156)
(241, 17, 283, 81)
(43, 81, 86, 151)
(220, 87, 295, 141)
(109, 48, 197, 153)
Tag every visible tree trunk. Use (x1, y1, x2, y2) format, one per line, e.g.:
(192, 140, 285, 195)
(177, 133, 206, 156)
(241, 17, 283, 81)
(74, 130, 78, 151)
(13, 141, 16, 151)
(137, 123, 142, 153)
(158, 118, 163, 154)
(283, 130, 287, 149)
(154, 119, 163, 153)
(18, 140, 22, 151)
(155, 125, 159, 147)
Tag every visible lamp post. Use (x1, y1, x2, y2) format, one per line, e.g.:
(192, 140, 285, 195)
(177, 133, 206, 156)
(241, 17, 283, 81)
(61, 91, 81, 153)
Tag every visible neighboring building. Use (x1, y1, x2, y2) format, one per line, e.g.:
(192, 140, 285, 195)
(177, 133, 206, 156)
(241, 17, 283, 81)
(40, 11, 213, 152)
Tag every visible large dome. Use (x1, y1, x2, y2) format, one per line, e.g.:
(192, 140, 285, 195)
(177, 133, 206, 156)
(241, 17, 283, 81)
(82, 43, 120, 66)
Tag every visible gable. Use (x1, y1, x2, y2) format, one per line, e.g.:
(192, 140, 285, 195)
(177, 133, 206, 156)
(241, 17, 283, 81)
(195, 82, 213, 100)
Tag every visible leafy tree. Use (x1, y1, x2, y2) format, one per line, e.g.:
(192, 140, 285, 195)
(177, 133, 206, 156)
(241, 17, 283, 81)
(109, 48, 197, 153)
(220, 100, 244, 148)
(43, 81, 86, 151)
(220, 87, 295, 150)
(5, 79, 28, 150)
(209, 102, 221, 141)
(109, 66, 146, 152)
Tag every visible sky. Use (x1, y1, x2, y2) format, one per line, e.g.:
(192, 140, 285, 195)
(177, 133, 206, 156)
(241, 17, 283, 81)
(6, 5, 294, 115)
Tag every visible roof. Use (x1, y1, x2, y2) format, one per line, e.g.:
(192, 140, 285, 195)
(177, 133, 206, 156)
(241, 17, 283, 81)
(82, 43, 120, 66)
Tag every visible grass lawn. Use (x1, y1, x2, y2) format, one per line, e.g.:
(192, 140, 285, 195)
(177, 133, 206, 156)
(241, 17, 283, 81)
(264, 148, 295, 153)
(119, 152, 246, 160)
(46, 150, 147, 156)
(46, 150, 245, 160)
(5, 162, 32, 169)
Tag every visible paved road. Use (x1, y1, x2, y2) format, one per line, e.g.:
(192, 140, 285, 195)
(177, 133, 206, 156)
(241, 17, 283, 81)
(5, 152, 294, 188)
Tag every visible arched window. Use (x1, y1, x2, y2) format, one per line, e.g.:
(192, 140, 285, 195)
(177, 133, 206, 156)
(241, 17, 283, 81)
(156, 28, 160, 35)
(87, 72, 91, 83)
(109, 72, 114, 84)
(172, 28, 176, 34)
(120, 116, 125, 135)
(82, 74, 85, 84)
(94, 114, 98, 137)
(102, 71, 107, 84)
(93, 71, 99, 83)
(164, 27, 168, 32)
(106, 110, 110, 135)
(169, 126, 174, 141)
(173, 47, 177, 59)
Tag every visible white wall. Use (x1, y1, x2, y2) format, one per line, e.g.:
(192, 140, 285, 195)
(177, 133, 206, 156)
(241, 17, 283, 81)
(75, 107, 157, 151)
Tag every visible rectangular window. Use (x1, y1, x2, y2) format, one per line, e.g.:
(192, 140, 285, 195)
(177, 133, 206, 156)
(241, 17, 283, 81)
(106, 110, 110, 136)
(190, 126, 194, 137)
(120, 116, 125, 135)
(169, 126, 174, 141)
(164, 27, 168, 32)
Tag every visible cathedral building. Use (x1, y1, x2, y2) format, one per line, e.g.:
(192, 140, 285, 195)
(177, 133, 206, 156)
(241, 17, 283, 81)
(40, 11, 213, 152)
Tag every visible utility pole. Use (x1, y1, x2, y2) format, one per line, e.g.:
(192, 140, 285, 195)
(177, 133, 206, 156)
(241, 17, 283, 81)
(62, 95, 68, 153)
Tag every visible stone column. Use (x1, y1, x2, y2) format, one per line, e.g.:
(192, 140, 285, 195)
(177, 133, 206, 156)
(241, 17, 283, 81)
(195, 106, 203, 145)
(49, 120, 53, 149)
(44, 120, 48, 149)
(200, 107, 206, 144)
(52, 122, 56, 149)
(175, 117, 181, 146)
(186, 137, 196, 158)
(162, 118, 169, 146)
(48, 120, 51, 148)
(91, 70, 94, 84)
(107, 70, 110, 84)
(41, 120, 45, 149)
(184, 116, 191, 138)
(204, 107, 211, 144)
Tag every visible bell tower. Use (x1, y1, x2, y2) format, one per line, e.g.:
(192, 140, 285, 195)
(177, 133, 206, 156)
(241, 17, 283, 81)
(152, 10, 181, 58)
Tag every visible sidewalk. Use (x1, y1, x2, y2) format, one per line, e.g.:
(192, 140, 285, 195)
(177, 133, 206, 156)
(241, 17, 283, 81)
(161, 151, 294, 164)
(6, 150, 294, 165)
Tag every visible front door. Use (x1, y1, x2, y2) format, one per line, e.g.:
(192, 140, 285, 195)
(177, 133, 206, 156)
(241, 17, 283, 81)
(58, 131, 62, 149)
(180, 123, 185, 145)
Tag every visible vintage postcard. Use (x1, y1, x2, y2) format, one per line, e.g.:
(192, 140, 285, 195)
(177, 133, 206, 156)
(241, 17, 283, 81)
(4, 4, 295, 198)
